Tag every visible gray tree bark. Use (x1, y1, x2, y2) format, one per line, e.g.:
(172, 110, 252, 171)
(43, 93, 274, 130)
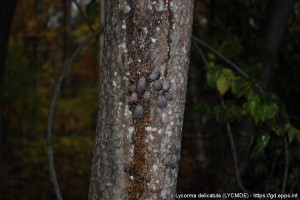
(89, 0, 194, 199)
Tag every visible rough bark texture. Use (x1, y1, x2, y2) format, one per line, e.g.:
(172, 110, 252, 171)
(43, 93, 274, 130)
(89, 0, 194, 199)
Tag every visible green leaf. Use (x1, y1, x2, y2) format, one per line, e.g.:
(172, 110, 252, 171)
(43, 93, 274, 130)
(206, 66, 221, 87)
(217, 76, 230, 96)
(207, 53, 216, 61)
(253, 134, 270, 156)
(213, 105, 226, 123)
(285, 123, 300, 143)
(263, 103, 279, 120)
(216, 68, 235, 96)
(231, 76, 252, 98)
(212, 103, 241, 124)
(213, 105, 230, 123)
(272, 124, 283, 135)
(259, 134, 270, 149)
(248, 95, 279, 123)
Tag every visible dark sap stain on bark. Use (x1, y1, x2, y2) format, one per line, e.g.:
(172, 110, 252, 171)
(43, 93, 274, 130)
(165, 0, 173, 66)
(125, 1, 153, 199)
(126, 0, 153, 77)
(126, 117, 150, 199)
(125, 1, 174, 199)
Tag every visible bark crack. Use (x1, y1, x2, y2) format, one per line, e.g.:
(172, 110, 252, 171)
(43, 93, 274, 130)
(165, 0, 173, 70)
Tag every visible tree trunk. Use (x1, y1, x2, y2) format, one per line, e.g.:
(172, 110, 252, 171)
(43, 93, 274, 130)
(261, 0, 294, 90)
(89, 0, 194, 199)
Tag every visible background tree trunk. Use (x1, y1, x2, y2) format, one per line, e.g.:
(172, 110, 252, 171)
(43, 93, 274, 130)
(89, 0, 194, 199)
(0, 1, 18, 198)
(261, 0, 294, 90)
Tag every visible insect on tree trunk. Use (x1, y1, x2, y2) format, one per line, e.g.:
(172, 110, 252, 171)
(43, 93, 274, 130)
(89, 0, 194, 199)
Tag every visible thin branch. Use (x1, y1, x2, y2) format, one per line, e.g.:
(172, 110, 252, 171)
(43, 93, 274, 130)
(220, 99, 249, 192)
(192, 36, 264, 94)
(281, 135, 289, 193)
(192, 41, 209, 69)
(264, 154, 277, 192)
(226, 121, 250, 192)
(72, 0, 97, 38)
(47, 24, 105, 200)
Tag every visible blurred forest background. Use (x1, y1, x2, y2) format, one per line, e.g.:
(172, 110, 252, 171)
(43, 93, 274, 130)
(1, 0, 300, 199)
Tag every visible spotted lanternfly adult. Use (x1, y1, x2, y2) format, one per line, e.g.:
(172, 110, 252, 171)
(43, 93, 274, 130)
(164, 92, 173, 101)
(153, 80, 162, 91)
(136, 76, 147, 93)
(162, 79, 171, 92)
(162, 149, 181, 169)
(148, 70, 161, 81)
(129, 92, 138, 104)
(162, 154, 177, 168)
(128, 84, 136, 94)
(143, 91, 151, 103)
(157, 95, 167, 108)
(133, 105, 144, 119)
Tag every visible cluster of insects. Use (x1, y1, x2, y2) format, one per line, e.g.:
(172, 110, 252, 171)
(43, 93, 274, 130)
(128, 70, 174, 120)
